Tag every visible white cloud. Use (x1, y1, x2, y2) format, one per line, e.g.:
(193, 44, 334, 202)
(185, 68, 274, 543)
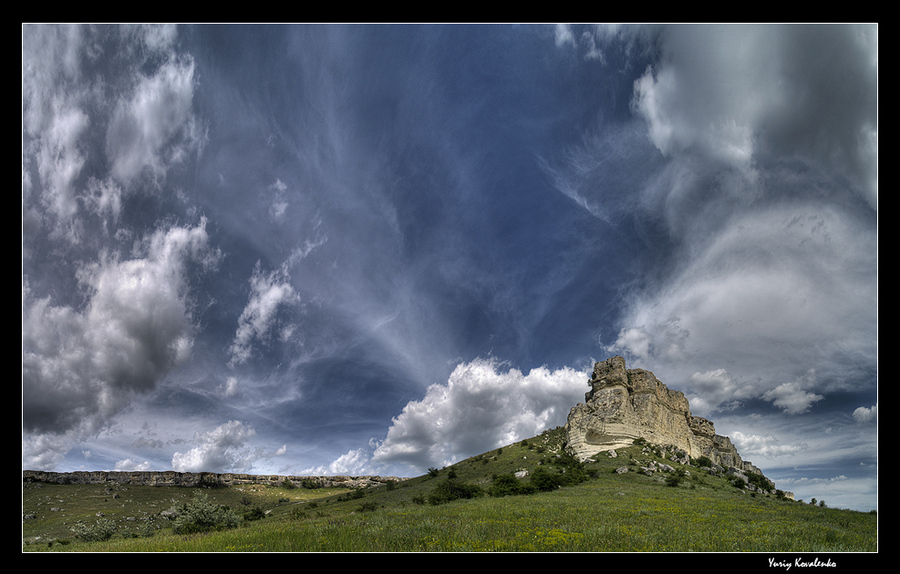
(776, 474, 876, 511)
(761, 371, 824, 415)
(682, 368, 747, 416)
(222, 376, 240, 398)
(554, 24, 577, 49)
(35, 105, 90, 232)
(23, 25, 206, 240)
(607, 203, 876, 409)
(22, 219, 220, 436)
(171, 420, 258, 473)
(629, 24, 877, 207)
(115, 458, 152, 471)
(228, 262, 300, 366)
(303, 448, 373, 476)
(730, 430, 807, 459)
(852, 404, 877, 424)
(371, 359, 588, 471)
(22, 433, 72, 471)
(106, 55, 204, 188)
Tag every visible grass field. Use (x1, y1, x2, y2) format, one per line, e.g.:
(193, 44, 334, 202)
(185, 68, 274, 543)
(22, 428, 877, 553)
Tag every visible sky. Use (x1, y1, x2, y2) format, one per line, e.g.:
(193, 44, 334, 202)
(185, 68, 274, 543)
(22, 23, 877, 512)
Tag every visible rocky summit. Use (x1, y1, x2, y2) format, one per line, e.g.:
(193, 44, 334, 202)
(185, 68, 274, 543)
(566, 356, 762, 476)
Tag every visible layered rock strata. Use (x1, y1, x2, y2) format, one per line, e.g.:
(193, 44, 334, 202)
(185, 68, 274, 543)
(565, 356, 761, 474)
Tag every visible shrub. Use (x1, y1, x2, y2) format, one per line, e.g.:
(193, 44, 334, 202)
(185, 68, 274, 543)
(336, 489, 365, 502)
(746, 471, 774, 492)
(488, 473, 536, 497)
(170, 492, 242, 534)
(427, 479, 483, 505)
(694, 456, 713, 468)
(300, 478, 321, 489)
(357, 501, 379, 512)
(71, 518, 117, 542)
(529, 466, 564, 492)
(242, 506, 266, 521)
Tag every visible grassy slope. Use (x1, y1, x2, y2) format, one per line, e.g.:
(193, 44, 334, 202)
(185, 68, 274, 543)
(22, 427, 877, 552)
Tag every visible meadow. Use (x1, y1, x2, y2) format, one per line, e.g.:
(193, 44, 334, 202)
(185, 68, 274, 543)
(22, 428, 877, 553)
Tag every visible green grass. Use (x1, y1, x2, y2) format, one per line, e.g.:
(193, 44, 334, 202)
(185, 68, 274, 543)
(22, 428, 877, 552)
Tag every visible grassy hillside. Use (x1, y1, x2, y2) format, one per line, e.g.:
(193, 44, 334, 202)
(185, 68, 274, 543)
(22, 427, 877, 552)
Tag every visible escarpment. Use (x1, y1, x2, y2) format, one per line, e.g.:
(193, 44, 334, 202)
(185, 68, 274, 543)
(21, 470, 403, 490)
(565, 356, 761, 475)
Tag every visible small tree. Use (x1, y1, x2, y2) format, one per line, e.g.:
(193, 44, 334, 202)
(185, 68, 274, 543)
(427, 479, 483, 505)
(488, 473, 535, 497)
(71, 518, 117, 542)
(170, 491, 242, 534)
(693, 456, 713, 468)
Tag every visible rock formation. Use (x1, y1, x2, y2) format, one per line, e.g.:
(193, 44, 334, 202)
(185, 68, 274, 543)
(22, 470, 402, 490)
(566, 356, 762, 475)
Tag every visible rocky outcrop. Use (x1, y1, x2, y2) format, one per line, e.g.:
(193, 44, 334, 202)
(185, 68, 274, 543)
(22, 470, 403, 489)
(565, 356, 761, 475)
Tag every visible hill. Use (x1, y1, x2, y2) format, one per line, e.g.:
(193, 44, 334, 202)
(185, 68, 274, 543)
(22, 426, 877, 553)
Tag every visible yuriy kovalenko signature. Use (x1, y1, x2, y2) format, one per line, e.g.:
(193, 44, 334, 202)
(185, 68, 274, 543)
(769, 557, 837, 569)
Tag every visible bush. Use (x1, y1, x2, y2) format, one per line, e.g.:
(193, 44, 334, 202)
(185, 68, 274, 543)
(488, 473, 536, 497)
(693, 456, 713, 468)
(170, 492, 242, 534)
(529, 466, 565, 492)
(299, 478, 321, 489)
(531, 452, 590, 492)
(242, 506, 266, 521)
(357, 501, 379, 512)
(71, 518, 117, 542)
(746, 471, 774, 492)
(427, 479, 483, 505)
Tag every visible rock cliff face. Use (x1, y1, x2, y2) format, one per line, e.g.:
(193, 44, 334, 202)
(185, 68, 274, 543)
(21, 470, 402, 490)
(566, 356, 761, 474)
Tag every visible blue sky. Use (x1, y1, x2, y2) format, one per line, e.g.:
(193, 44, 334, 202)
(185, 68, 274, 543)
(23, 24, 877, 512)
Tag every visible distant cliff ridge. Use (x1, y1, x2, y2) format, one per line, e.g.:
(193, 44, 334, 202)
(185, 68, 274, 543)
(566, 356, 762, 475)
(22, 470, 403, 490)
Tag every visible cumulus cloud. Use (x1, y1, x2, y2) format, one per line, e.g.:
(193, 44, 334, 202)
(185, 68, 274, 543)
(606, 180, 875, 413)
(683, 368, 746, 416)
(105, 54, 204, 189)
(371, 359, 588, 471)
(730, 430, 807, 459)
(303, 447, 374, 476)
(630, 24, 877, 207)
(566, 24, 879, 423)
(23, 25, 205, 241)
(761, 371, 824, 415)
(171, 420, 258, 473)
(22, 433, 72, 471)
(776, 474, 876, 511)
(228, 262, 301, 367)
(222, 376, 240, 398)
(852, 404, 877, 424)
(22, 219, 221, 436)
(115, 458, 153, 471)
